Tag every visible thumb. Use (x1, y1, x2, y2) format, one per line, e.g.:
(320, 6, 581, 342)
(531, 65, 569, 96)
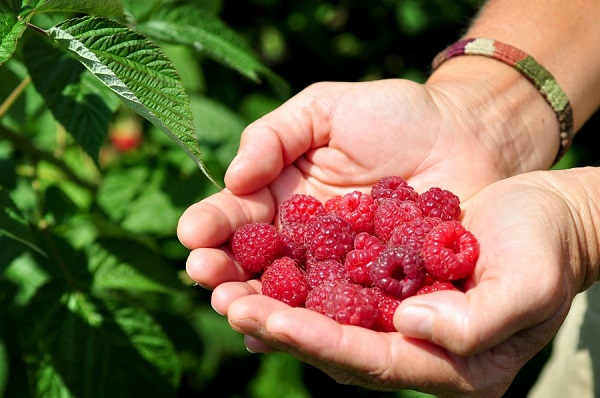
(393, 278, 568, 356)
(224, 84, 337, 195)
(225, 124, 292, 194)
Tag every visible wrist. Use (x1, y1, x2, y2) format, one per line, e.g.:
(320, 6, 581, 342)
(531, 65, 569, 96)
(524, 168, 600, 292)
(426, 56, 559, 175)
(551, 167, 600, 291)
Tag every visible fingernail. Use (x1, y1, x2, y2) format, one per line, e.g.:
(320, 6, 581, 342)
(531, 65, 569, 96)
(232, 318, 262, 336)
(211, 303, 225, 316)
(194, 282, 212, 290)
(396, 304, 435, 339)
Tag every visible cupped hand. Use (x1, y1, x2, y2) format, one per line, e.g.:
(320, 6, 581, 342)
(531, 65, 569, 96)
(176, 78, 572, 397)
(178, 78, 519, 288)
(209, 170, 590, 398)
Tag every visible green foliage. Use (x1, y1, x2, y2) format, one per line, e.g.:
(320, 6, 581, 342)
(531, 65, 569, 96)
(0, 1, 284, 397)
(2, 0, 598, 397)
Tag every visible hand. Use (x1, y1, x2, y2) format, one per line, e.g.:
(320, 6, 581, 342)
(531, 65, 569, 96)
(223, 78, 523, 201)
(176, 77, 574, 397)
(215, 170, 591, 397)
(178, 76, 546, 287)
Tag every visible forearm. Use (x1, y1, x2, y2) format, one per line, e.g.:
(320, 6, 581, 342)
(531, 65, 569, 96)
(426, 0, 600, 175)
(467, 0, 600, 130)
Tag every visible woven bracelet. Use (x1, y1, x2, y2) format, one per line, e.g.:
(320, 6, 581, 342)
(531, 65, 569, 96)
(432, 38, 574, 165)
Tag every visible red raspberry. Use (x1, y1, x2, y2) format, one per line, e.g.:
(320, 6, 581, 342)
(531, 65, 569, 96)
(370, 246, 426, 299)
(330, 191, 376, 234)
(303, 252, 320, 271)
(305, 259, 348, 289)
(388, 216, 442, 252)
(323, 282, 379, 329)
(279, 194, 325, 226)
(231, 222, 282, 273)
(344, 232, 385, 285)
(373, 198, 422, 243)
(261, 257, 308, 307)
(279, 226, 307, 264)
(370, 176, 418, 202)
(417, 280, 459, 295)
(370, 287, 402, 332)
(305, 281, 340, 314)
(416, 187, 461, 221)
(304, 213, 355, 261)
(324, 195, 343, 213)
(422, 220, 479, 281)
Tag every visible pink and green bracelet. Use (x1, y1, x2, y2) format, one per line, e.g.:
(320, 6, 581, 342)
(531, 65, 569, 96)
(432, 38, 574, 165)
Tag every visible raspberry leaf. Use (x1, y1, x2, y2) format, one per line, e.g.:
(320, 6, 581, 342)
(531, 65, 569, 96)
(21, 286, 181, 397)
(0, 2, 34, 64)
(33, 0, 124, 16)
(46, 16, 219, 187)
(134, 3, 289, 99)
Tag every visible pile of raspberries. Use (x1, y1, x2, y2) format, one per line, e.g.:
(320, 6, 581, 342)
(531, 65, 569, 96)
(230, 176, 479, 332)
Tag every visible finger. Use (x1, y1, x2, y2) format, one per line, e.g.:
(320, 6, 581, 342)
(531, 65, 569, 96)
(394, 263, 570, 356)
(394, 187, 573, 356)
(211, 280, 262, 315)
(244, 335, 279, 353)
(177, 187, 275, 249)
(226, 295, 479, 393)
(186, 247, 254, 289)
(225, 83, 337, 195)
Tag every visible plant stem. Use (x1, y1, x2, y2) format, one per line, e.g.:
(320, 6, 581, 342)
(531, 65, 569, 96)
(0, 76, 31, 118)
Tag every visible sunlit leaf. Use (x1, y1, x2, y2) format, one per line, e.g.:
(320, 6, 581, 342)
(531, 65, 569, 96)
(33, 0, 124, 17)
(0, 2, 34, 64)
(46, 16, 219, 186)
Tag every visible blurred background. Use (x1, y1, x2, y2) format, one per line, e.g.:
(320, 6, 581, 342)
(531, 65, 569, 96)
(1, 1, 598, 397)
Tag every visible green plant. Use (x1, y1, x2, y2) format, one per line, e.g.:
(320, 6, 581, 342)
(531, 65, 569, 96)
(0, 1, 287, 397)
(3, 0, 573, 397)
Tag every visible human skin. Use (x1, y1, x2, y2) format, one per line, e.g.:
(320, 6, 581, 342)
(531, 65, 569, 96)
(182, 168, 600, 397)
(177, 0, 600, 396)
(217, 168, 600, 397)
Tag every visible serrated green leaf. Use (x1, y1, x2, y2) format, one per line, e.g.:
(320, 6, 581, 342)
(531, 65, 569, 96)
(46, 16, 219, 186)
(34, 0, 124, 17)
(21, 285, 181, 398)
(136, 3, 264, 82)
(23, 35, 120, 163)
(0, 3, 34, 64)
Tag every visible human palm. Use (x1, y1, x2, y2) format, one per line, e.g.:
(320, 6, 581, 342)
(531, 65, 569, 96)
(178, 79, 509, 288)
(223, 78, 511, 203)
(213, 171, 584, 397)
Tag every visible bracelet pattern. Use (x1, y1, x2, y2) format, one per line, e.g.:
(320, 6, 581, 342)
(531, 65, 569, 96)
(432, 37, 574, 165)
